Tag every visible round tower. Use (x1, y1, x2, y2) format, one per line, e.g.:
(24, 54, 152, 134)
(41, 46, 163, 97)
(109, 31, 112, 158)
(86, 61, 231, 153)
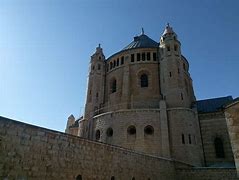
(159, 24, 204, 166)
(81, 44, 106, 139)
(159, 24, 195, 108)
(84, 44, 106, 119)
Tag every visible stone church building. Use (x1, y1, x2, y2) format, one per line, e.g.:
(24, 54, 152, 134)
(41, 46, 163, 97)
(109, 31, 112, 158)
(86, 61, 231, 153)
(66, 24, 237, 169)
(1, 24, 239, 180)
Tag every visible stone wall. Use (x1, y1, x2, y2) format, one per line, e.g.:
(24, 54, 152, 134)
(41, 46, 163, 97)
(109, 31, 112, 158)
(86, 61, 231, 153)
(199, 111, 234, 166)
(0, 116, 238, 180)
(225, 100, 239, 177)
(0, 116, 176, 180)
(176, 167, 238, 180)
(167, 108, 204, 166)
(92, 109, 162, 157)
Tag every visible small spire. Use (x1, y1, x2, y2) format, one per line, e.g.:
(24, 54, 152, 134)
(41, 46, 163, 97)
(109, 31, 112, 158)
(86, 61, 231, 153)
(162, 23, 175, 36)
(96, 43, 102, 53)
(141, 28, 144, 35)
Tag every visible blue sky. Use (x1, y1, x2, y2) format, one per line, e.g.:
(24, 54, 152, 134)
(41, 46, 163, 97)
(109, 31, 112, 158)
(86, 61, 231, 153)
(0, 0, 238, 132)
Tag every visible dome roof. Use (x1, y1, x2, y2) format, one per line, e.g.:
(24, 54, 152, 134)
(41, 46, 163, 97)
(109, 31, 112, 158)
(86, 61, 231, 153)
(122, 33, 158, 50)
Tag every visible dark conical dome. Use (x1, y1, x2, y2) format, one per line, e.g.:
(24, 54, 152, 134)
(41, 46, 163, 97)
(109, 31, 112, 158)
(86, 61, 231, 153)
(123, 33, 158, 50)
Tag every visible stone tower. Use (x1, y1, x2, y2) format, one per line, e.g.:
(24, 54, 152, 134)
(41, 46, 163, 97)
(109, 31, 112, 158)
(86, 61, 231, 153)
(84, 44, 105, 120)
(159, 24, 195, 108)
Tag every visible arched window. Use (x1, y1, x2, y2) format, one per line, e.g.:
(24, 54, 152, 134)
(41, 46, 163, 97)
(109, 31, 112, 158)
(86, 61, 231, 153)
(167, 46, 170, 51)
(188, 134, 191, 144)
(140, 74, 148, 87)
(144, 125, 154, 135)
(111, 176, 115, 180)
(111, 79, 117, 93)
(132, 177, 135, 180)
(127, 125, 136, 135)
(95, 130, 100, 140)
(76, 175, 82, 180)
(214, 137, 225, 158)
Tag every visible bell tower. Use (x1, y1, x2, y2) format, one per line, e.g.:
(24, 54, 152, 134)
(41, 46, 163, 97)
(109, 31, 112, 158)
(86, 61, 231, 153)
(159, 24, 195, 108)
(84, 44, 106, 119)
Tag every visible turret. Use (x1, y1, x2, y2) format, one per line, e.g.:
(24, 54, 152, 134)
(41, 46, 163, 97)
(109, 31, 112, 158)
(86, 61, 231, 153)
(84, 44, 106, 119)
(159, 24, 195, 108)
(65, 114, 75, 133)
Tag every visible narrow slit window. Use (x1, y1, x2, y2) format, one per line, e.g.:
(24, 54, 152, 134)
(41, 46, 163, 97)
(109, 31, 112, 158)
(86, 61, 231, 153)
(153, 52, 157, 61)
(121, 56, 124, 65)
(111, 79, 117, 93)
(182, 134, 185, 144)
(147, 52, 151, 61)
(142, 52, 145, 61)
(189, 134, 191, 144)
(137, 53, 140, 61)
(116, 58, 119, 66)
(95, 130, 100, 140)
(131, 54, 135, 62)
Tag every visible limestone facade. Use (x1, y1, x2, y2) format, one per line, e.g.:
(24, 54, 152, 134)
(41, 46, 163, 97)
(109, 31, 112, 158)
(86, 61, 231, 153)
(1, 116, 238, 179)
(66, 25, 237, 169)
